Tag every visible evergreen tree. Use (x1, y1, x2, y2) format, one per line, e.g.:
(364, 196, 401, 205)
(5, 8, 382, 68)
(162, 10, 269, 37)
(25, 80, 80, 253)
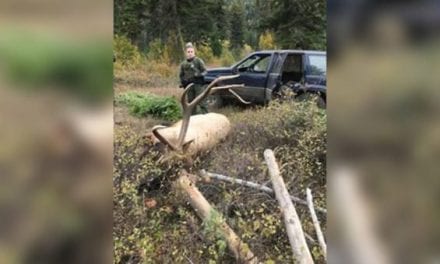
(261, 0, 326, 50)
(114, 0, 327, 62)
(229, 2, 245, 54)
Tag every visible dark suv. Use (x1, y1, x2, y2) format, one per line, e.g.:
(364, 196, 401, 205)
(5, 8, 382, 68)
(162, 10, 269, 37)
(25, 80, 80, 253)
(204, 50, 326, 107)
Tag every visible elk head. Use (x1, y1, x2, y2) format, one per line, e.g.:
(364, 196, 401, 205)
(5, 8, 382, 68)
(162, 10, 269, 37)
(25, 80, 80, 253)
(149, 75, 250, 162)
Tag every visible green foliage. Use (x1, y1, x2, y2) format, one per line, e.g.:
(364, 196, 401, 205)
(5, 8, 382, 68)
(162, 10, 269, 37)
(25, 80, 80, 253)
(163, 31, 184, 64)
(219, 41, 236, 66)
(240, 44, 254, 58)
(229, 2, 245, 51)
(114, 0, 148, 45)
(261, 0, 326, 50)
(209, 37, 223, 57)
(115, 0, 326, 63)
(146, 39, 164, 61)
(113, 35, 143, 69)
(196, 43, 215, 64)
(202, 210, 228, 260)
(116, 92, 182, 121)
(0, 30, 112, 102)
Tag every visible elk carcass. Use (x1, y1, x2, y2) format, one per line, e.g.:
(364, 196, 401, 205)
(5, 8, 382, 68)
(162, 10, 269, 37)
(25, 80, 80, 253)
(150, 75, 249, 156)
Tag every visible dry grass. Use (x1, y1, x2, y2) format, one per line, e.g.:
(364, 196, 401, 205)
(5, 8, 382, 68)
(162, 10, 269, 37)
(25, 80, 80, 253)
(114, 106, 162, 135)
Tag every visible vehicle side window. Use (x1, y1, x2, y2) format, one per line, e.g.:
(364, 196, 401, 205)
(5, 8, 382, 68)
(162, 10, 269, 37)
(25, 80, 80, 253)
(307, 55, 326, 76)
(237, 54, 271, 73)
(238, 55, 259, 69)
(252, 56, 270, 73)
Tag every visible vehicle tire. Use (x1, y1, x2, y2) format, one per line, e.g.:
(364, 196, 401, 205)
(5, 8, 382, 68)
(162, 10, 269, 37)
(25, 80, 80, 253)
(206, 95, 223, 110)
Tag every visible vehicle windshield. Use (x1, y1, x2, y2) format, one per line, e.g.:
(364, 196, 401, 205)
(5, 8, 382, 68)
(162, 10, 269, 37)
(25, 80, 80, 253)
(307, 54, 326, 76)
(236, 54, 271, 73)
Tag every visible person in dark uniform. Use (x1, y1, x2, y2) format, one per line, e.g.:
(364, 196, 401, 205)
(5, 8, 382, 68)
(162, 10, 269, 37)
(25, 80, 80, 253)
(179, 42, 208, 114)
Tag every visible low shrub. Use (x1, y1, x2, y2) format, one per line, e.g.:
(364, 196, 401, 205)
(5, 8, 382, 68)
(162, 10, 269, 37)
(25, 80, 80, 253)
(113, 35, 143, 69)
(116, 92, 182, 121)
(258, 31, 277, 50)
(196, 43, 215, 64)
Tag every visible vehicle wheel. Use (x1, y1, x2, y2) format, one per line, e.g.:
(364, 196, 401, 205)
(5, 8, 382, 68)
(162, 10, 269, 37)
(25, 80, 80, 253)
(206, 95, 223, 110)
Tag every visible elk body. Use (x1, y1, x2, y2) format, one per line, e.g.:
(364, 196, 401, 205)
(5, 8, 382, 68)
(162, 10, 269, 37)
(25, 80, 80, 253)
(151, 113, 231, 156)
(150, 75, 249, 157)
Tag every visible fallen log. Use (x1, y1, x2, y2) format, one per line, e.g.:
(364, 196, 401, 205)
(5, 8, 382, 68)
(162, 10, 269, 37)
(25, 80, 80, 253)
(332, 167, 391, 264)
(264, 149, 314, 264)
(306, 188, 327, 260)
(199, 170, 327, 214)
(175, 171, 259, 264)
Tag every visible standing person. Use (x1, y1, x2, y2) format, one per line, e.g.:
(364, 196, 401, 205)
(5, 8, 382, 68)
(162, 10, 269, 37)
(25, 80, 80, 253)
(179, 42, 208, 114)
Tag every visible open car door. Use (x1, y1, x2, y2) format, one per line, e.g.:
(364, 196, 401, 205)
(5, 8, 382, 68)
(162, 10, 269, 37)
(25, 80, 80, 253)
(265, 52, 288, 102)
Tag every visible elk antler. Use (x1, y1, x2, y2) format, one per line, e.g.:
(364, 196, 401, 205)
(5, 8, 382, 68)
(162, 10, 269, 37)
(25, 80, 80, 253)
(152, 125, 178, 151)
(176, 75, 247, 149)
(153, 75, 249, 152)
(226, 89, 251, 105)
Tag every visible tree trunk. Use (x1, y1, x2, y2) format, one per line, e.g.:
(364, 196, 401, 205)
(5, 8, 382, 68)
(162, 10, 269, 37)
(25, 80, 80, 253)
(171, 0, 185, 57)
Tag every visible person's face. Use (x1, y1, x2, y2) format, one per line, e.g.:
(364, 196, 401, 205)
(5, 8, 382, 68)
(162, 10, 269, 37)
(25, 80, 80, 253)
(186, 47, 195, 59)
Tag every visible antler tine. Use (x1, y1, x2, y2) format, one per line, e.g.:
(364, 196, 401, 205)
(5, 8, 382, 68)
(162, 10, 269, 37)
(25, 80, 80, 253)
(211, 84, 251, 104)
(211, 84, 244, 91)
(176, 75, 241, 150)
(176, 82, 199, 150)
(228, 89, 251, 104)
(181, 83, 195, 111)
(152, 125, 178, 151)
(187, 74, 241, 108)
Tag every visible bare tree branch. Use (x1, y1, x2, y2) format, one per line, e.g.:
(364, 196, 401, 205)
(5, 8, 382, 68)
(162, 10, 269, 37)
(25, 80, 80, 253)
(306, 188, 327, 260)
(199, 170, 327, 214)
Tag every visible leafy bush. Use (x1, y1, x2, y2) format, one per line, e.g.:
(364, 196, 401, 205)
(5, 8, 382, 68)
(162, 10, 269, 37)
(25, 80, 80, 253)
(113, 35, 143, 69)
(163, 32, 184, 64)
(116, 92, 182, 121)
(196, 43, 215, 64)
(258, 31, 276, 50)
(218, 41, 236, 66)
(240, 44, 254, 58)
(146, 38, 164, 61)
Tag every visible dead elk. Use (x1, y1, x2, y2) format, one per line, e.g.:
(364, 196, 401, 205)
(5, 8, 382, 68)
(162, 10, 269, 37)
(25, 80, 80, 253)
(149, 75, 249, 158)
